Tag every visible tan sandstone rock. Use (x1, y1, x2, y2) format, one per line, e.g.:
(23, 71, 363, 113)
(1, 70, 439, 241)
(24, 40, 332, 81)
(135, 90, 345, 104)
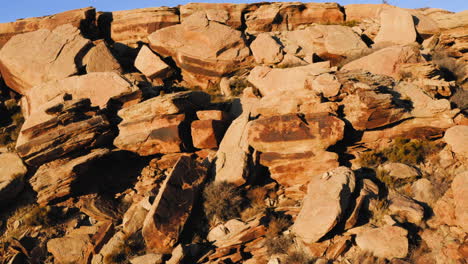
(135, 45, 172, 79)
(180, 3, 249, 29)
(191, 120, 227, 149)
(355, 225, 408, 259)
(250, 33, 283, 65)
(292, 167, 356, 243)
(83, 41, 121, 73)
(47, 234, 92, 264)
(444, 125, 468, 159)
(0, 24, 91, 94)
(0, 153, 27, 202)
(452, 171, 468, 232)
(374, 8, 417, 45)
(142, 156, 207, 253)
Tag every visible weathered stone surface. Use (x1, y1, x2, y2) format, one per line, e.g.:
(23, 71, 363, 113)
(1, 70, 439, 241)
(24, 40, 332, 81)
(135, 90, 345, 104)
(407, 10, 440, 36)
(0, 153, 27, 202)
(388, 192, 425, 225)
(411, 179, 436, 204)
(355, 226, 408, 259)
(191, 120, 227, 149)
(292, 167, 356, 243)
(247, 63, 331, 97)
(114, 91, 210, 156)
(83, 41, 121, 73)
(130, 254, 163, 264)
(306, 73, 341, 98)
(16, 99, 112, 166)
(424, 10, 468, 30)
(214, 111, 252, 186)
(452, 171, 468, 232)
(196, 110, 228, 121)
(395, 82, 451, 118)
(0, 7, 95, 49)
(374, 8, 417, 45)
(444, 125, 468, 158)
(47, 234, 91, 264)
(30, 149, 109, 205)
(248, 113, 345, 154)
(148, 13, 251, 88)
(344, 4, 387, 22)
(135, 45, 171, 79)
(380, 163, 421, 179)
(250, 33, 283, 64)
(91, 231, 126, 264)
(22, 72, 137, 131)
(142, 156, 207, 253)
(123, 203, 149, 235)
(180, 3, 249, 29)
(342, 44, 422, 79)
(108, 7, 180, 47)
(0, 25, 91, 94)
(245, 2, 344, 34)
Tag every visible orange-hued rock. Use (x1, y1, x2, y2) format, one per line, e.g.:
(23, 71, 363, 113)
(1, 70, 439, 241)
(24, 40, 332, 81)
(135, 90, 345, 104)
(292, 167, 355, 243)
(248, 113, 345, 154)
(148, 13, 251, 88)
(0, 7, 95, 49)
(142, 156, 207, 253)
(191, 120, 227, 149)
(196, 110, 228, 121)
(374, 8, 417, 45)
(423, 10, 468, 30)
(30, 149, 109, 205)
(16, 99, 112, 166)
(114, 91, 210, 156)
(342, 90, 408, 130)
(180, 3, 250, 29)
(244, 2, 344, 34)
(344, 4, 388, 22)
(108, 7, 180, 47)
(0, 24, 91, 94)
(0, 153, 27, 202)
(341, 44, 422, 78)
(250, 33, 283, 64)
(134, 45, 172, 79)
(83, 41, 121, 73)
(452, 171, 468, 232)
(355, 226, 409, 259)
(444, 125, 468, 159)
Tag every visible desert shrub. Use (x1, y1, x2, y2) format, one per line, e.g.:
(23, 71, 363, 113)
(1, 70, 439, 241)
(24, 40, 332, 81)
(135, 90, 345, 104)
(369, 199, 390, 226)
(359, 150, 384, 168)
(284, 251, 316, 264)
(246, 186, 268, 207)
(450, 86, 468, 111)
(105, 232, 145, 264)
(241, 204, 265, 222)
(23, 206, 57, 227)
(341, 20, 360, 27)
(266, 215, 293, 238)
(203, 181, 244, 223)
(230, 78, 252, 97)
(382, 138, 438, 165)
(432, 50, 466, 83)
(265, 234, 294, 255)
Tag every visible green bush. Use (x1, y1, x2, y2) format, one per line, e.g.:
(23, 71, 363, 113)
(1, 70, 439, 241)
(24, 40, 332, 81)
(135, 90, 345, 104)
(203, 181, 244, 223)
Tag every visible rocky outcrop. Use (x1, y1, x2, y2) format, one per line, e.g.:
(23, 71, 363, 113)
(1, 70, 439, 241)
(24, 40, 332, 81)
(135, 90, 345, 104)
(113, 91, 210, 156)
(355, 226, 409, 259)
(180, 3, 249, 29)
(293, 167, 355, 243)
(30, 149, 109, 205)
(0, 24, 91, 94)
(374, 8, 417, 45)
(0, 152, 27, 202)
(0, 7, 96, 49)
(107, 7, 180, 47)
(148, 13, 251, 88)
(142, 156, 207, 253)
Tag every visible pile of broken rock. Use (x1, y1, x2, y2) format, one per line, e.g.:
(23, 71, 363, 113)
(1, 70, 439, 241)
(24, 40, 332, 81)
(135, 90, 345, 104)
(0, 2, 467, 264)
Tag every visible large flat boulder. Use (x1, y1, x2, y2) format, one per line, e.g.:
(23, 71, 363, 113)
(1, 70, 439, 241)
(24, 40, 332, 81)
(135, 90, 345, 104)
(30, 149, 109, 205)
(148, 13, 251, 88)
(374, 8, 417, 45)
(292, 167, 356, 243)
(0, 7, 95, 49)
(82, 41, 121, 73)
(444, 125, 468, 159)
(423, 10, 468, 30)
(180, 3, 250, 29)
(355, 226, 409, 259)
(134, 45, 172, 79)
(16, 99, 113, 166)
(142, 156, 207, 253)
(0, 25, 91, 94)
(0, 153, 27, 202)
(250, 33, 284, 65)
(341, 44, 422, 78)
(114, 91, 210, 156)
(245, 2, 344, 34)
(107, 7, 180, 47)
(344, 4, 387, 22)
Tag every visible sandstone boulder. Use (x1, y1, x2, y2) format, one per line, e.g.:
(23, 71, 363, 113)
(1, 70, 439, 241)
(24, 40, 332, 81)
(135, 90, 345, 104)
(342, 44, 422, 78)
(355, 226, 408, 259)
(444, 125, 468, 158)
(148, 13, 251, 88)
(130, 254, 163, 264)
(292, 167, 356, 243)
(30, 149, 109, 205)
(343, 4, 387, 22)
(191, 120, 228, 149)
(134, 45, 172, 79)
(0, 153, 27, 202)
(47, 235, 91, 264)
(83, 41, 121, 73)
(250, 33, 283, 65)
(380, 163, 421, 179)
(411, 179, 436, 204)
(0, 24, 91, 94)
(245, 2, 344, 34)
(197, 110, 228, 121)
(142, 156, 207, 253)
(424, 10, 468, 30)
(374, 8, 417, 45)
(395, 82, 451, 118)
(388, 192, 425, 225)
(180, 3, 249, 29)
(452, 171, 468, 232)
(114, 91, 210, 156)
(0, 7, 95, 49)
(16, 99, 113, 166)
(107, 7, 179, 47)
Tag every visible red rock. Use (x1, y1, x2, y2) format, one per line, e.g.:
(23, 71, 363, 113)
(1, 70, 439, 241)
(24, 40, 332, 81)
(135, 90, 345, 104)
(250, 33, 284, 64)
(134, 45, 172, 79)
(180, 3, 250, 29)
(355, 226, 408, 259)
(191, 120, 227, 149)
(142, 156, 207, 253)
(83, 41, 121, 73)
(196, 110, 228, 121)
(0, 7, 95, 49)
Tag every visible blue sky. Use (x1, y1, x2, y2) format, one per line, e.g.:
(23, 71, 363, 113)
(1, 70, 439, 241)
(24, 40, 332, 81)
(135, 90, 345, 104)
(1, 0, 467, 23)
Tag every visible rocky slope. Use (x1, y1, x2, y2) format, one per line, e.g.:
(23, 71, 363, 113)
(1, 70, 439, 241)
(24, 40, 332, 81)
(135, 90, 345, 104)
(0, 2, 467, 264)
